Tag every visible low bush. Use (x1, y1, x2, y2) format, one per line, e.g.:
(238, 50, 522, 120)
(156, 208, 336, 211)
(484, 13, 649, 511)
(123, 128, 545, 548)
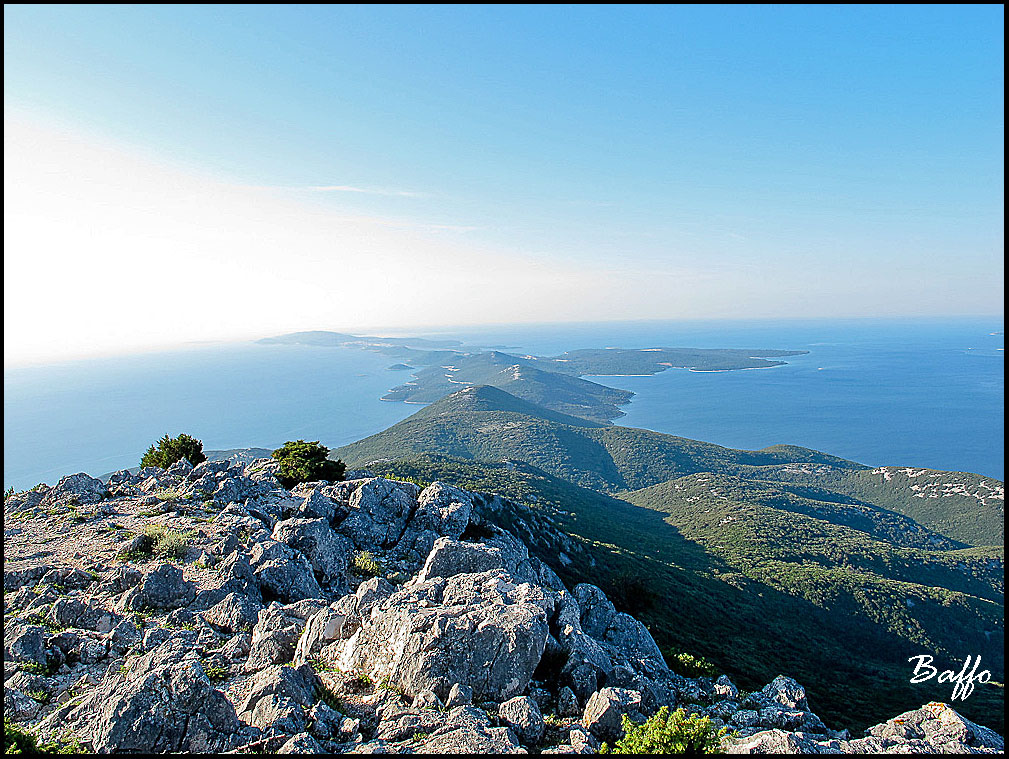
(667, 651, 719, 678)
(141, 433, 207, 469)
(351, 550, 383, 577)
(600, 706, 729, 754)
(271, 440, 345, 489)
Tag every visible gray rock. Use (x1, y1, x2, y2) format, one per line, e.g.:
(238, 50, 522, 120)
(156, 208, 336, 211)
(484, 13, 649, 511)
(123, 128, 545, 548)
(40, 473, 107, 507)
(413, 704, 525, 754)
(250, 693, 306, 734)
(277, 732, 324, 754)
(445, 682, 473, 708)
(121, 563, 196, 610)
(336, 478, 419, 549)
(238, 664, 318, 715)
(39, 637, 241, 753)
(4, 622, 48, 665)
(272, 517, 352, 586)
(203, 592, 261, 634)
(330, 569, 549, 703)
(412, 689, 444, 710)
(557, 685, 580, 717)
(414, 536, 515, 583)
(220, 631, 253, 660)
(581, 687, 643, 741)
(248, 603, 310, 671)
(863, 702, 1004, 753)
(249, 541, 323, 604)
(714, 674, 739, 700)
(499, 695, 546, 746)
(307, 700, 346, 741)
(411, 482, 474, 538)
(49, 597, 116, 633)
(292, 597, 357, 666)
(760, 675, 809, 711)
(4, 688, 40, 721)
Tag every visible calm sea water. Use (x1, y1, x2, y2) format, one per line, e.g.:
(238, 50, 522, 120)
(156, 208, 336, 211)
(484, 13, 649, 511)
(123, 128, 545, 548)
(4, 318, 1003, 491)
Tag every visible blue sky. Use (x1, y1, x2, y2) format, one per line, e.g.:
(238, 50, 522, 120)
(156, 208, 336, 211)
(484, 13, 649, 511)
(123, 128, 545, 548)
(3, 5, 1004, 362)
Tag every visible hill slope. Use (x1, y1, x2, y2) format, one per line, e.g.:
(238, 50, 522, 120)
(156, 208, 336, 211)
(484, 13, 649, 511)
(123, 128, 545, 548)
(338, 385, 864, 492)
(335, 387, 1004, 732)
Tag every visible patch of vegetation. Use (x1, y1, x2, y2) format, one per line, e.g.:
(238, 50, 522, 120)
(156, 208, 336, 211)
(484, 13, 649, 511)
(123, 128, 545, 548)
(315, 683, 343, 713)
(271, 440, 346, 489)
(351, 551, 383, 577)
(139, 524, 194, 560)
(667, 652, 719, 679)
(141, 433, 207, 469)
(599, 706, 729, 754)
(307, 658, 340, 673)
(25, 689, 51, 704)
(3, 718, 87, 754)
(202, 662, 229, 681)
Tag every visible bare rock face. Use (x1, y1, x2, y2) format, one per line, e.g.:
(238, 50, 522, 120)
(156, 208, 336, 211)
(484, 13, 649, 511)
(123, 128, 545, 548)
(859, 702, 1004, 753)
(336, 478, 420, 549)
(499, 694, 546, 746)
(331, 569, 550, 703)
(581, 687, 644, 741)
(40, 473, 107, 507)
(41, 637, 243, 753)
(272, 517, 353, 588)
(6, 463, 1004, 756)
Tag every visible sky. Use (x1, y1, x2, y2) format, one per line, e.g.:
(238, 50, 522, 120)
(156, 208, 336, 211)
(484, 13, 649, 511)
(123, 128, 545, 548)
(4, 4, 1004, 365)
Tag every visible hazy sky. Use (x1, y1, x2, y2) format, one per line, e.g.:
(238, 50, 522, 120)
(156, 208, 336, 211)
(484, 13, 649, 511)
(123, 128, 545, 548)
(4, 5, 1004, 365)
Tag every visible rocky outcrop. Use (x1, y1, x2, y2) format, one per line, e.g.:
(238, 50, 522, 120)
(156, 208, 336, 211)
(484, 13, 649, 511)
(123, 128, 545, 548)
(4, 461, 1004, 754)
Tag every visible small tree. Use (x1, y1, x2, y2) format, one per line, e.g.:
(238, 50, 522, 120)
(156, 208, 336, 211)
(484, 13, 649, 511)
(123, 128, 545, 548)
(271, 440, 345, 489)
(600, 707, 729, 754)
(140, 433, 207, 469)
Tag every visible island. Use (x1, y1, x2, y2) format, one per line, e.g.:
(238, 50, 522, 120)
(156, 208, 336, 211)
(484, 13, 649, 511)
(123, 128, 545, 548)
(259, 331, 809, 424)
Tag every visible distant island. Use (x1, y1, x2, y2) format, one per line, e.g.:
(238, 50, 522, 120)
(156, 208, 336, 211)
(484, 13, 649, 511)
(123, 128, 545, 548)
(259, 331, 808, 423)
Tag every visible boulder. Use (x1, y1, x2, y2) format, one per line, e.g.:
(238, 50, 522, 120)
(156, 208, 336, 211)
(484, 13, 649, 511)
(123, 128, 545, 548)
(40, 473, 107, 507)
(862, 701, 1004, 753)
(581, 687, 644, 741)
(445, 683, 473, 708)
(499, 695, 546, 746)
(4, 688, 41, 722)
(39, 637, 241, 753)
(277, 732, 324, 754)
(4, 622, 48, 665)
(272, 517, 352, 586)
(413, 705, 525, 754)
(336, 478, 419, 549)
(411, 482, 474, 538)
(203, 592, 261, 634)
(249, 541, 323, 604)
(330, 569, 549, 703)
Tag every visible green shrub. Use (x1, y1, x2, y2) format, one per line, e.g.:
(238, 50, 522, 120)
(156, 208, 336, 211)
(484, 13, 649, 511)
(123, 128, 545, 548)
(600, 706, 729, 754)
(351, 550, 383, 577)
(667, 651, 719, 678)
(3, 717, 87, 754)
(139, 524, 193, 560)
(271, 440, 345, 489)
(141, 433, 207, 469)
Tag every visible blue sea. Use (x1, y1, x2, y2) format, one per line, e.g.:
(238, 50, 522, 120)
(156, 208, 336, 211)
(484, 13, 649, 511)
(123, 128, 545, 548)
(4, 317, 1003, 491)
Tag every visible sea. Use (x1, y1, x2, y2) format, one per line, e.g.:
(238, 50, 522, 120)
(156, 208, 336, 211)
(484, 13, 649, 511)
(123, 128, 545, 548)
(4, 317, 1003, 491)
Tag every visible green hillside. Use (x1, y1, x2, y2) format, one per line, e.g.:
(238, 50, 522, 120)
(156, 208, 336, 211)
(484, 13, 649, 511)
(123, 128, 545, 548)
(337, 385, 865, 492)
(737, 463, 1005, 547)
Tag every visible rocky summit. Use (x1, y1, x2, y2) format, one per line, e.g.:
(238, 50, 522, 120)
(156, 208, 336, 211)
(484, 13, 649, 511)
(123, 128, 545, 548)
(4, 459, 1004, 754)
